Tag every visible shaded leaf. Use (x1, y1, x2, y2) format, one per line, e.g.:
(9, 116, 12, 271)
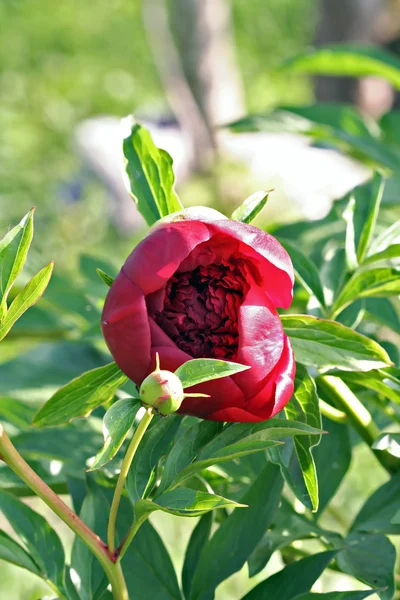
(337, 533, 395, 600)
(126, 415, 180, 504)
(175, 358, 250, 388)
(313, 417, 352, 514)
(351, 474, 400, 534)
(281, 315, 391, 371)
(0, 530, 41, 576)
(70, 485, 109, 600)
(157, 420, 222, 496)
(294, 591, 379, 600)
(231, 190, 271, 224)
(248, 499, 341, 577)
(182, 513, 212, 600)
(89, 397, 142, 471)
(33, 362, 127, 427)
(123, 123, 183, 226)
(242, 550, 336, 600)
(160, 419, 321, 493)
(0, 489, 65, 589)
(279, 239, 326, 308)
(189, 463, 283, 600)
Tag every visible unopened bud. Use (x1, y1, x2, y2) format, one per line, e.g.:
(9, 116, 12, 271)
(140, 366, 184, 416)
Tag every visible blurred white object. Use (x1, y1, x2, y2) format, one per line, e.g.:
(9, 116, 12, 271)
(74, 115, 369, 230)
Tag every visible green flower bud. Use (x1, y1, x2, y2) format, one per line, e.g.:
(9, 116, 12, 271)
(139, 368, 184, 416)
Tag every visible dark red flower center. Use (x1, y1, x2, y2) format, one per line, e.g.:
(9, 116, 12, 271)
(153, 258, 250, 359)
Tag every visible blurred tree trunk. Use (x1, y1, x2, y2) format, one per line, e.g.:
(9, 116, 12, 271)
(142, 0, 244, 172)
(315, 0, 384, 103)
(170, 0, 245, 133)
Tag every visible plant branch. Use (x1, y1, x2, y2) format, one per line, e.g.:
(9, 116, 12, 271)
(0, 423, 129, 600)
(319, 399, 347, 423)
(107, 407, 154, 553)
(318, 375, 399, 473)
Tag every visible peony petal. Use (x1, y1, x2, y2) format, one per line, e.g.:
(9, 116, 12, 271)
(244, 335, 295, 420)
(207, 219, 294, 308)
(101, 271, 151, 384)
(234, 286, 285, 397)
(122, 221, 211, 295)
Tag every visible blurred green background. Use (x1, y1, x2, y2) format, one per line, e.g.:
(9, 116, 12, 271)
(1, 0, 400, 598)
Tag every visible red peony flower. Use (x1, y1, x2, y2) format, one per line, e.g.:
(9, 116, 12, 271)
(101, 207, 295, 422)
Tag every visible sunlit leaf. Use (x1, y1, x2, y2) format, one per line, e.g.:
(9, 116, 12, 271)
(231, 190, 271, 224)
(281, 315, 391, 371)
(33, 362, 127, 427)
(175, 358, 250, 388)
(0, 208, 35, 320)
(0, 262, 54, 342)
(123, 123, 183, 225)
(88, 397, 142, 470)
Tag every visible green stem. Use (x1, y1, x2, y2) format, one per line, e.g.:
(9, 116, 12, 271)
(108, 407, 154, 553)
(319, 399, 347, 423)
(318, 375, 399, 473)
(117, 514, 148, 563)
(0, 424, 129, 600)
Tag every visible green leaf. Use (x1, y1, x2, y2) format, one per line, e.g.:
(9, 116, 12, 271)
(373, 433, 400, 458)
(242, 550, 336, 600)
(0, 489, 65, 590)
(332, 267, 400, 317)
(226, 104, 397, 170)
(189, 463, 283, 600)
(284, 44, 400, 89)
(231, 190, 271, 224)
(182, 513, 212, 600)
(120, 514, 182, 600)
(313, 417, 352, 514)
(159, 419, 321, 494)
(0, 530, 41, 576)
(279, 239, 326, 307)
(0, 208, 35, 320)
(175, 358, 250, 388)
(365, 298, 400, 334)
(135, 488, 244, 521)
(96, 268, 114, 288)
(294, 591, 379, 600)
(281, 315, 391, 371)
(0, 397, 37, 429)
(88, 397, 142, 471)
(351, 474, 400, 534)
(340, 370, 400, 405)
(368, 219, 400, 256)
(126, 415, 180, 504)
(355, 174, 384, 264)
(337, 533, 395, 600)
(123, 123, 183, 226)
(70, 485, 110, 600)
(0, 261, 54, 341)
(10, 420, 103, 467)
(157, 420, 222, 496)
(363, 244, 400, 265)
(283, 365, 322, 511)
(33, 362, 127, 427)
(248, 499, 340, 577)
